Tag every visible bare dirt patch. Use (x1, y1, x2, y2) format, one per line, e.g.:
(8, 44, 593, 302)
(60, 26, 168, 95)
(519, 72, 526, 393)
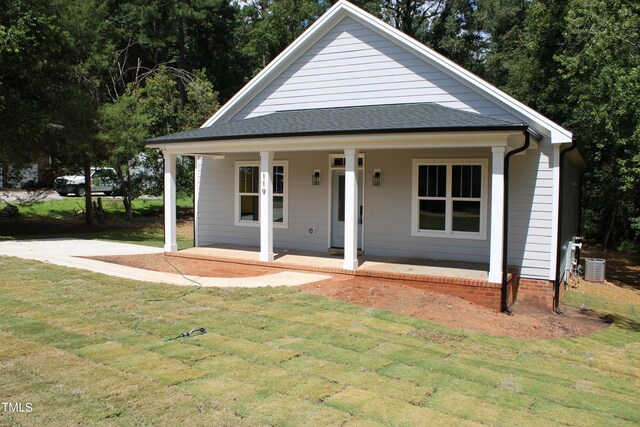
(300, 275, 608, 339)
(90, 253, 279, 278)
(94, 253, 610, 339)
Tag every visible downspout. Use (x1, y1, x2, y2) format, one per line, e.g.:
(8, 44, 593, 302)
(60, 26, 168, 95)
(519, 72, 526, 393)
(575, 170, 584, 273)
(553, 139, 578, 313)
(501, 131, 531, 314)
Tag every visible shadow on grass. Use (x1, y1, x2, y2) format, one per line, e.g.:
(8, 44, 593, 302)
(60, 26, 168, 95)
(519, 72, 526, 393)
(601, 313, 640, 332)
(581, 245, 640, 291)
(576, 306, 640, 332)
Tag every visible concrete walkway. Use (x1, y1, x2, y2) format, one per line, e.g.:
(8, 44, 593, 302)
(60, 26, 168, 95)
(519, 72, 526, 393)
(0, 239, 331, 287)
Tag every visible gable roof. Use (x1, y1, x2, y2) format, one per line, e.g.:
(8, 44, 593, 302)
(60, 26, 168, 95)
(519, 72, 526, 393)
(147, 103, 527, 144)
(201, 0, 571, 144)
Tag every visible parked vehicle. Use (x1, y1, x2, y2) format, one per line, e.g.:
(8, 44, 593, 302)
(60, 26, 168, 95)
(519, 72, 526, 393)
(55, 168, 118, 197)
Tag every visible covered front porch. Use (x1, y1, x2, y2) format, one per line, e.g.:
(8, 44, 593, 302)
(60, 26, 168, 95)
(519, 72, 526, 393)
(147, 104, 534, 310)
(161, 142, 511, 283)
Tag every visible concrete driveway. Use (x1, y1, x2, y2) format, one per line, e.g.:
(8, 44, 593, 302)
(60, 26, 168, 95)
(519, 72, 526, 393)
(1, 189, 66, 202)
(0, 239, 330, 287)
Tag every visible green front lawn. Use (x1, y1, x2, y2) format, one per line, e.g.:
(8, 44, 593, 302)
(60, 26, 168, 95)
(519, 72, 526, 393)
(0, 257, 638, 425)
(0, 197, 194, 249)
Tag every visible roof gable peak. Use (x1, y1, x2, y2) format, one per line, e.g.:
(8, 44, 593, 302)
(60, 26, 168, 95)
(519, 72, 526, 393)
(202, 0, 571, 143)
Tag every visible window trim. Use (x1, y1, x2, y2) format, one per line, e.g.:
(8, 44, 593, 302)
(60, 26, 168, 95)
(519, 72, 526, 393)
(411, 158, 488, 240)
(234, 160, 289, 228)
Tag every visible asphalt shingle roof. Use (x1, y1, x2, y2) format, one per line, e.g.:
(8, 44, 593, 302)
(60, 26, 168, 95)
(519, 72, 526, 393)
(146, 103, 527, 144)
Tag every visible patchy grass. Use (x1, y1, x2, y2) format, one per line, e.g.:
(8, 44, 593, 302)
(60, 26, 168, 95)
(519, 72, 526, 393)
(0, 258, 639, 425)
(0, 197, 194, 248)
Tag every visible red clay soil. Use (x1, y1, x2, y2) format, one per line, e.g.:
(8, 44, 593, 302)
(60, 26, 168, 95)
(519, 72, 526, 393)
(89, 253, 279, 278)
(300, 276, 608, 339)
(91, 253, 608, 339)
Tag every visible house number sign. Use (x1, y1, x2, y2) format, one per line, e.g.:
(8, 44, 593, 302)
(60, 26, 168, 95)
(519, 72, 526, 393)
(261, 172, 268, 194)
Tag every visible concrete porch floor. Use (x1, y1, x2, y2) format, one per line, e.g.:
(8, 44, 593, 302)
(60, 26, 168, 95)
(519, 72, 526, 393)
(168, 244, 489, 281)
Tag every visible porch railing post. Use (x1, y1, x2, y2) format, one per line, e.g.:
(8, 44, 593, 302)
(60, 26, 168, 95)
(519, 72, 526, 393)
(343, 148, 359, 270)
(163, 151, 178, 252)
(260, 151, 274, 262)
(489, 146, 505, 283)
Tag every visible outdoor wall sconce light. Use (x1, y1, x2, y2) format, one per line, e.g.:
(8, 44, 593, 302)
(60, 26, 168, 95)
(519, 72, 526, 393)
(312, 169, 321, 185)
(372, 169, 382, 186)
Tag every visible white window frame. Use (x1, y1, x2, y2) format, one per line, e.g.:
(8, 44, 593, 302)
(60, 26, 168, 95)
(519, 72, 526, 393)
(234, 160, 288, 228)
(411, 158, 488, 240)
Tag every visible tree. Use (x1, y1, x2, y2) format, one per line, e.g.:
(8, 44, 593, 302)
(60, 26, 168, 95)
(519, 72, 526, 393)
(114, 0, 242, 101)
(98, 67, 219, 220)
(1, 0, 114, 225)
(0, 0, 69, 168)
(237, 0, 325, 74)
(556, 0, 640, 248)
(426, 0, 485, 73)
(56, 0, 115, 226)
(476, 0, 530, 87)
(380, 0, 445, 40)
(98, 90, 150, 220)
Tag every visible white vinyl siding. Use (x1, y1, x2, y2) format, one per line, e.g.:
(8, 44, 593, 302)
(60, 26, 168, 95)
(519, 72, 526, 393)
(364, 149, 491, 263)
(198, 149, 494, 263)
(197, 146, 556, 279)
(197, 152, 330, 252)
(506, 142, 555, 279)
(231, 17, 518, 123)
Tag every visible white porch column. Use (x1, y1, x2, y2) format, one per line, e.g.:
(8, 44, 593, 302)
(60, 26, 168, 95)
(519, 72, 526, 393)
(488, 146, 506, 283)
(343, 148, 359, 270)
(193, 156, 203, 248)
(163, 151, 177, 252)
(260, 151, 274, 262)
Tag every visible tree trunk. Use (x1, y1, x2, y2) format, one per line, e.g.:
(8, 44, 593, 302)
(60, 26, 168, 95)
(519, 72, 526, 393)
(1, 163, 8, 188)
(177, 17, 187, 104)
(125, 163, 133, 221)
(115, 164, 132, 222)
(83, 157, 93, 227)
(603, 213, 616, 249)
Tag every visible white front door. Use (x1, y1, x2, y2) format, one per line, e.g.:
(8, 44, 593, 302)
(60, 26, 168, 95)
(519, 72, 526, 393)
(331, 169, 363, 249)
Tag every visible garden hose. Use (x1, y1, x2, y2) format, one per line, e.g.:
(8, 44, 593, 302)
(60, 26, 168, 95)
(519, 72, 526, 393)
(132, 256, 204, 339)
(163, 326, 207, 342)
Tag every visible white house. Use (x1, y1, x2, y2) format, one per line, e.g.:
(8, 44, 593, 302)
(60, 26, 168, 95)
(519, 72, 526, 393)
(148, 0, 583, 312)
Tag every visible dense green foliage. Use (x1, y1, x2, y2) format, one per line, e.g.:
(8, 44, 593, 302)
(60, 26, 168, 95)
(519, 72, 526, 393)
(98, 68, 218, 219)
(1, 0, 638, 244)
(558, 0, 640, 248)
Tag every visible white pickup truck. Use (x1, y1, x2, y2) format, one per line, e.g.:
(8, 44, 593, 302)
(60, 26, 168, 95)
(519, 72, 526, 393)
(54, 168, 118, 197)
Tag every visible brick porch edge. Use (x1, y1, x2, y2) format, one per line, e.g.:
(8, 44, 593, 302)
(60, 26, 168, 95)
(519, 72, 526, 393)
(165, 251, 555, 311)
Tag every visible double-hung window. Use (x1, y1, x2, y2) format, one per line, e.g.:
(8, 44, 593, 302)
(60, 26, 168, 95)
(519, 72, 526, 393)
(235, 161, 288, 227)
(411, 159, 487, 239)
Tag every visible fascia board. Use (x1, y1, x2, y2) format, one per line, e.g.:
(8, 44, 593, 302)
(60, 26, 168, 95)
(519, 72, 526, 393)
(153, 130, 517, 154)
(336, 2, 573, 144)
(200, 2, 349, 128)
